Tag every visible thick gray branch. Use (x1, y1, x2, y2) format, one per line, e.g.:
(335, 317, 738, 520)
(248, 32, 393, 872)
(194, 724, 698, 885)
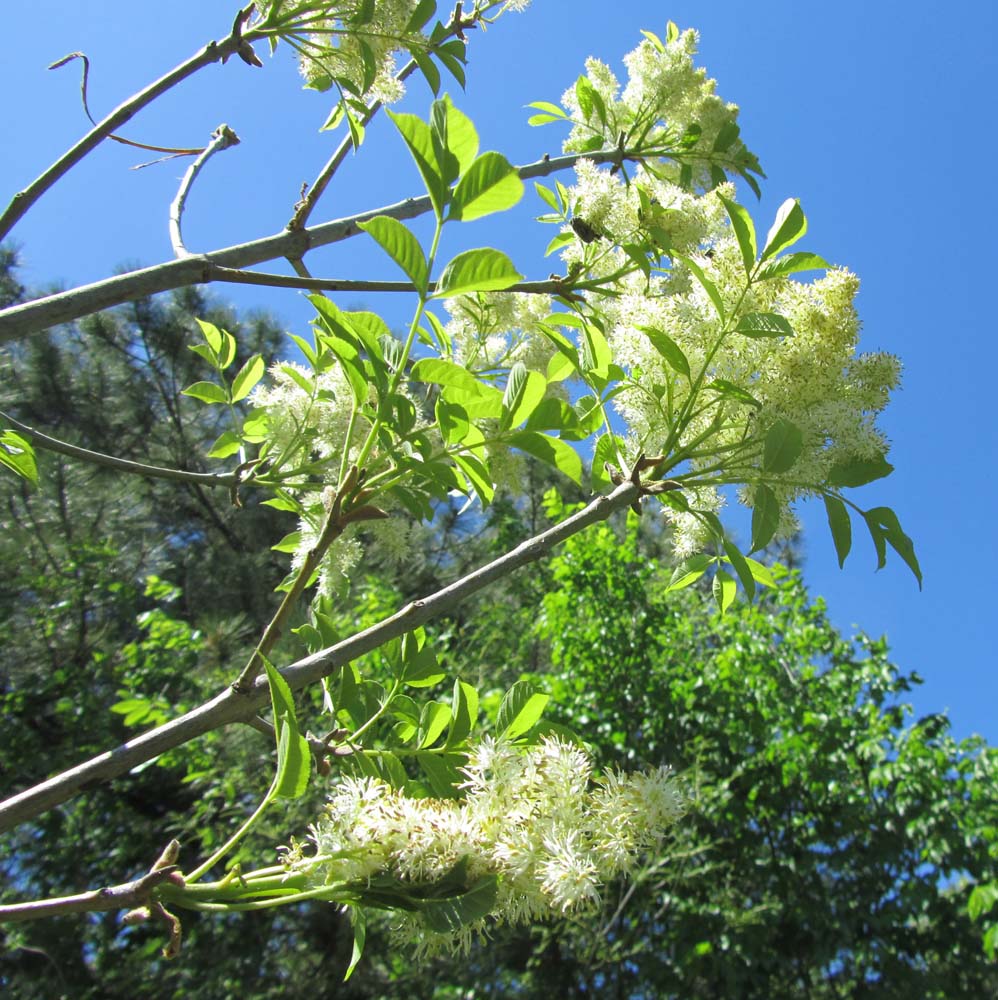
(0, 480, 641, 834)
(0, 150, 630, 343)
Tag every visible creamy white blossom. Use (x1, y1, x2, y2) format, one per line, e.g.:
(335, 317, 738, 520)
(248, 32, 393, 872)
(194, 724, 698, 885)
(289, 736, 684, 955)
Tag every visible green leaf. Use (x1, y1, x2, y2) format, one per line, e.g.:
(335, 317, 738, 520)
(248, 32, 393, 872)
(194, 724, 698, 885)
(442, 385, 503, 420)
(181, 381, 228, 405)
(718, 195, 757, 276)
(496, 681, 549, 741)
(404, 0, 436, 33)
(757, 252, 830, 280)
(827, 454, 894, 488)
(418, 701, 452, 748)
(736, 312, 794, 338)
(581, 322, 612, 378)
(230, 353, 265, 403)
(757, 252, 831, 280)
(264, 660, 311, 800)
(195, 318, 222, 355)
(674, 254, 726, 321)
(823, 494, 852, 569)
(527, 101, 568, 121)
(761, 198, 807, 261)
(723, 539, 756, 601)
(864, 506, 922, 588)
(712, 120, 741, 153)
(345, 909, 366, 982)
(453, 452, 495, 505)
(446, 679, 478, 748)
(207, 430, 242, 459)
(744, 556, 776, 588)
(640, 28, 665, 52)
(434, 248, 522, 297)
(763, 418, 803, 473)
(0, 431, 38, 485)
(410, 357, 480, 394)
(666, 553, 712, 593)
(637, 325, 690, 378)
(386, 109, 447, 218)
(501, 365, 547, 430)
(436, 397, 471, 446)
(218, 330, 237, 371)
(402, 644, 446, 689)
(509, 430, 582, 485)
(437, 95, 479, 182)
(357, 216, 428, 291)
(712, 569, 737, 614)
(418, 875, 498, 933)
(449, 152, 523, 222)
(707, 379, 762, 408)
(418, 752, 464, 798)
(750, 483, 780, 553)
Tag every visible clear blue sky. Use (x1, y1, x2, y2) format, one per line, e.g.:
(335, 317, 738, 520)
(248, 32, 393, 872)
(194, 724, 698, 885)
(3, 1, 996, 744)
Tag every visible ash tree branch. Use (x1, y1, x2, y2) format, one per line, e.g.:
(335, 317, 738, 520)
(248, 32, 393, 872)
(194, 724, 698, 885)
(0, 8, 263, 243)
(169, 125, 241, 257)
(209, 265, 584, 296)
(0, 480, 642, 835)
(0, 149, 636, 344)
(0, 864, 181, 924)
(0, 410, 237, 488)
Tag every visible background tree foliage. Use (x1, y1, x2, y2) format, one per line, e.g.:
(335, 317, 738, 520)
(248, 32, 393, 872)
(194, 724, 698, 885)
(1, 258, 995, 997)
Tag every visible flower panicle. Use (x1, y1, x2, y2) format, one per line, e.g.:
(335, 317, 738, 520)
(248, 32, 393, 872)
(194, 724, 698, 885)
(287, 736, 684, 954)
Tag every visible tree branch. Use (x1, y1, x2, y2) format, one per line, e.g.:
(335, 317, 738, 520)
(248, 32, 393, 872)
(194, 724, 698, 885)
(0, 149, 633, 343)
(0, 865, 182, 924)
(0, 11, 261, 243)
(169, 125, 241, 257)
(208, 264, 582, 296)
(0, 479, 641, 834)
(0, 410, 237, 488)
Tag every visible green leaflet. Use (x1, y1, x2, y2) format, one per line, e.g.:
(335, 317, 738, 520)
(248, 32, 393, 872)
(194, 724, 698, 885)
(449, 151, 523, 222)
(761, 198, 807, 261)
(357, 216, 428, 291)
(823, 494, 852, 569)
(496, 681, 549, 741)
(718, 195, 757, 276)
(434, 248, 522, 297)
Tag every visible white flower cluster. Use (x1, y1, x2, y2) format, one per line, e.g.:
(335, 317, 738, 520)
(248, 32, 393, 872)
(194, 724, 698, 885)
(443, 291, 554, 374)
(560, 28, 745, 188)
(552, 37, 900, 558)
(580, 183, 900, 554)
(292, 736, 683, 955)
(252, 0, 432, 104)
(252, 361, 359, 463)
(256, 1, 530, 105)
(251, 361, 419, 594)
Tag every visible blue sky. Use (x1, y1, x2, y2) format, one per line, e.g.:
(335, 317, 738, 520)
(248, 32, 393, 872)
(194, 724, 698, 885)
(3, 1, 996, 744)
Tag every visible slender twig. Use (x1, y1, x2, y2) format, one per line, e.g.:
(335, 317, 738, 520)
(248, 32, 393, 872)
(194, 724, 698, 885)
(0, 410, 236, 488)
(0, 479, 642, 834)
(0, 148, 638, 343)
(47, 52, 206, 159)
(169, 125, 241, 257)
(208, 264, 583, 296)
(0, 13, 261, 243)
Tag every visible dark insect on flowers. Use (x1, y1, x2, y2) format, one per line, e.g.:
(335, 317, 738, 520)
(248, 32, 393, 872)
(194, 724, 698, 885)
(571, 217, 602, 244)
